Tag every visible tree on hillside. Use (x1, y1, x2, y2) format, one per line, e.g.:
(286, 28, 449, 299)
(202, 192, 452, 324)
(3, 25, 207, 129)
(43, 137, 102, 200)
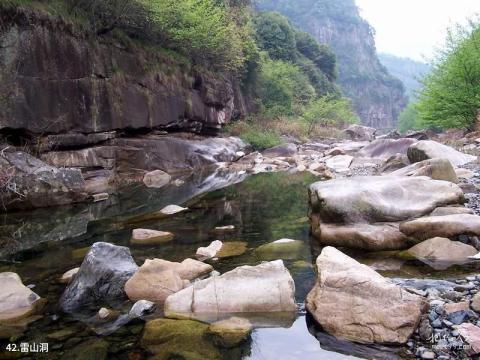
(254, 12, 297, 61)
(417, 21, 480, 130)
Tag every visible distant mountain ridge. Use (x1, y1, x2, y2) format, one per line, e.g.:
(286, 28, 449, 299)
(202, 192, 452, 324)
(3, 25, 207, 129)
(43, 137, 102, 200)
(254, 0, 408, 129)
(379, 53, 430, 99)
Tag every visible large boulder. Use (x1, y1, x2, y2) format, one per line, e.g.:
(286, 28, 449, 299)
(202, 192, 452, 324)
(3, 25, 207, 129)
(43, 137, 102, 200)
(408, 140, 477, 166)
(60, 242, 139, 312)
(311, 223, 416, 251)
(262, 143, 297, 158)
(124, 258, 212, 303)
(358, 138, 417, 159)
(389, 158, 459, 183)
(306, 247, 427, 344)
(309, 176, 464, 224)
(0, 272, 44, 321)
(399, 214, 480, 240)
(0, 150, 87, 210)
(164, 260, 296, 321)
(400, 237, 477, 269)
(344, 124, 377, 141)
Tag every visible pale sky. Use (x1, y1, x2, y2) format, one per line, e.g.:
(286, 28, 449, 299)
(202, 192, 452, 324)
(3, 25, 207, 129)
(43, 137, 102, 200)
(357, 0, 480, 62)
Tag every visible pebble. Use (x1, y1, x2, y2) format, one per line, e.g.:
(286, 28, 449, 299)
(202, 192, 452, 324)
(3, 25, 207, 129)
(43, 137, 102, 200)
(421, 351, 436, 359)
(432, 319, 443, 328)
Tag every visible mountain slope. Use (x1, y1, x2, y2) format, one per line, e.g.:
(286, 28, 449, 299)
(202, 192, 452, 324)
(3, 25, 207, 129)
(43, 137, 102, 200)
(254, 0, 408, 129)
(379, 53, 430, 99)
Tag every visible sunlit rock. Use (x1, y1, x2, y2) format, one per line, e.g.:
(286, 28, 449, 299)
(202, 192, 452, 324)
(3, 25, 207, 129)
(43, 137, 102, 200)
(306, 247, 427, 344)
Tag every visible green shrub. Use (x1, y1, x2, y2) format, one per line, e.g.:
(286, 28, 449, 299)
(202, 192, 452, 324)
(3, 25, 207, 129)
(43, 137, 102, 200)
(398, 102, 421, 133)
(256, 56, 316, 116)
(239, 126, 285, 150)
(416, 22, 480, 130)
(254, 12, 297, 61)
(301, 96, 358, 135)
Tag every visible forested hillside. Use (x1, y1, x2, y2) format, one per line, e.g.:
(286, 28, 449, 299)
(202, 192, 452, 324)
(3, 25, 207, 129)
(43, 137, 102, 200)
(254, 0, 408, 129)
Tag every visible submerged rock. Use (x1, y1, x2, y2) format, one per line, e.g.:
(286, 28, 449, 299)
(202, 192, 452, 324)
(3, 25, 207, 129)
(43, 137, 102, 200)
(408, 140, 477, 166)
(399, 214, 480, 240)
(60, 242, 138, 312)
(124, 258, 212, 303)
(306, 247, 427, 344)
(389, 158, 459, 183)
(142, 170, 171, 188)
(164, 260, 296, 321)
(131, 229, 174, 245)
(309, 176, 463, 224)
(255, 239, 305, 260)
(0, 272, 44, 321)
(206, 317, 252, 348)
(141, 318, 221, 360)
(216, 242, 248, 259)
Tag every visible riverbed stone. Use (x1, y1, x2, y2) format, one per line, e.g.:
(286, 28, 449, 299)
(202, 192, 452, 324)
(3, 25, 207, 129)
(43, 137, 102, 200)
(457, 323, 480, 355)
(165, 260, 296, 321)
(306, 247, 427, 344)
(359, 138, 417, 159)
(196, 240, 223, 260)
(400, 214, 480, 240)
(255, 239, 305, 260)
(125, 258, 212, 303)
(131, 229, 174, 245)
(216, 242, 248, 259)
(430, 206, 474, 216)
(344, 124, 376, 141)
(326, 155, 353, 172)
(59, 268, 79, 284)
(206, 317, 252, 348)
(408, 140, 477, 166)
(141, 318, 220, 360)
(312, 222, 416, 251)
(379, 154, 411, 173)
(401, 237, 477, 266)
(0, 272, 44, 321)
(60, 242, 138, 312)
(390, 158, 459, 183)
(159, 204, 188, 216)
(142, 170, 171, 188)
(262, 143, 297, 158)
(309, 176, 464, 224)
(472, 293, 480, 312)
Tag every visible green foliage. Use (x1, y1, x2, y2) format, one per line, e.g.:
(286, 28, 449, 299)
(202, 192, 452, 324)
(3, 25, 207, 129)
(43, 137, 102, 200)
(295, 31, 337, 81)
(254, 12, 297, 61)
(398, 103, 421, 133)
(256, 56, 316, 116)
(301, 96, 358, 134)
(416, 22, 480, 130)
(238, 125, 285, 150)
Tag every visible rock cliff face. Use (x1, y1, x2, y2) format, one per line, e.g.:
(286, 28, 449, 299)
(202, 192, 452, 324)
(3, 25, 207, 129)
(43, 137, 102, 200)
(255, 0, 408, 129)
(0, 6, 245, 136)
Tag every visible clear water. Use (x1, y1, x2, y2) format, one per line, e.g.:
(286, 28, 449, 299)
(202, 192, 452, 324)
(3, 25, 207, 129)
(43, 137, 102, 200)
(1, 170, 479, 359)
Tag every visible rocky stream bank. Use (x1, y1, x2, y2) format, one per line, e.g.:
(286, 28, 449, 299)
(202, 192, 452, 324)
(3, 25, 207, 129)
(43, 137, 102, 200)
(1, 124, 480, 359)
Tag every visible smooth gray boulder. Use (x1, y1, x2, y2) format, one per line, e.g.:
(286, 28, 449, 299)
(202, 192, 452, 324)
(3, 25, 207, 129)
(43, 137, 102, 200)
(262, 143, 297, 158)
(400, 214, 480, 240)
(309, 176, 464, 224)
(306, 247, 427, 344)
(312, 222, 417, 251)
(408, 140, 476, 166)
(344, 124, 377, 141)
(389, 158, 458, 183)
(60, 242, 138, 312)
(164, 260, 296, 322)
(358, 138, 417, 159)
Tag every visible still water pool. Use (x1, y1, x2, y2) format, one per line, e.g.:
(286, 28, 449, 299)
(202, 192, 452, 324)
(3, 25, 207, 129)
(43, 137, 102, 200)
(1, 171, 479, 359)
